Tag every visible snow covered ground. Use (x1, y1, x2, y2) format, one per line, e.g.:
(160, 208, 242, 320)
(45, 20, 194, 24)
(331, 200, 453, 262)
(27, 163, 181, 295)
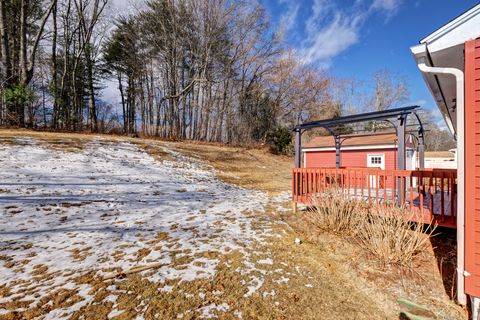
(0, 138, 285, 319)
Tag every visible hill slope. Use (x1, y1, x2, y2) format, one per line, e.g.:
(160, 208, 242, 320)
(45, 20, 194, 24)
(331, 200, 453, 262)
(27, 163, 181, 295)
(0, 130, 463, 320)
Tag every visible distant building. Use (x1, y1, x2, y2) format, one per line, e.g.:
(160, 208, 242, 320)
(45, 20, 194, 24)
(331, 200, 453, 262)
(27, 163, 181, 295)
(424, 149, 457, 169)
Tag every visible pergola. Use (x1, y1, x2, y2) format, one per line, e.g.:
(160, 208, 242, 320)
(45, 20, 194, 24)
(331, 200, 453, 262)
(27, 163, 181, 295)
(293, 106, 426, 171)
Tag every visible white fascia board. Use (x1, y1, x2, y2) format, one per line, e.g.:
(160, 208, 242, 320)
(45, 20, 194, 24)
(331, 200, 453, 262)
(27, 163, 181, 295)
(420, 4, 480, 53)
(302, 145, 398, 152)
(411, 43, 427, 56)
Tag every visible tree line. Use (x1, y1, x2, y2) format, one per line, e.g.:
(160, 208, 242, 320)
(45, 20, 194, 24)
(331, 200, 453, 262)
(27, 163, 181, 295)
(0, 0, 455, 149)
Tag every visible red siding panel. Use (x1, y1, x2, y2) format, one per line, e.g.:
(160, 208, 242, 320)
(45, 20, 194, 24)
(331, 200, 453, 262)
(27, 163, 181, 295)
(465, 39, 480, 297)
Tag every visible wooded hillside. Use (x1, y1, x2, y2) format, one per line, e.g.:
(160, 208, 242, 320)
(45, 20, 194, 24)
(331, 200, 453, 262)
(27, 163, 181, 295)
(0, 0, 455, 150)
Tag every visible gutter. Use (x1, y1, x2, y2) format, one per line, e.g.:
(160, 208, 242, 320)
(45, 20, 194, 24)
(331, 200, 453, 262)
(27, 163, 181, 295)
(416, 56, 467, 305)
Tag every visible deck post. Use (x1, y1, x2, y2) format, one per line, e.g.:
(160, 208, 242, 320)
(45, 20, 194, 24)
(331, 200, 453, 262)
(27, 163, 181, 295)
(397, 114, 407, 205)
(292, 201, 298, 214)
(335, 135, 341, 169)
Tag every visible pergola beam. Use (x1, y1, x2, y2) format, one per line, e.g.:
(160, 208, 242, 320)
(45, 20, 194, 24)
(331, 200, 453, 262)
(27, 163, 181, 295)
(295, 106, 421, 132)
(293, 106, 423, 170)
(338, 129, 422, 141)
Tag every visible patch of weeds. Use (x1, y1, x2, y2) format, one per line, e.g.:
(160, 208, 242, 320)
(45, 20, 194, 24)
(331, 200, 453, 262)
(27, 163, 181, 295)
(136, 248, 151, 261)
(70, 247, 93, 262)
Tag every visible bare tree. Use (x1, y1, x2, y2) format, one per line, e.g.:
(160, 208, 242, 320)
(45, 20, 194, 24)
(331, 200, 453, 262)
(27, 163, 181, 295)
(0, 0, 56, 126)
(1, 0, 417, 149)
(371, 69, 409, 112)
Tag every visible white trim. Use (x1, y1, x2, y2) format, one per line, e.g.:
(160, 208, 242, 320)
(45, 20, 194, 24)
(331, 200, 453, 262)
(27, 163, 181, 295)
(302, 144, 413, 152)
(472, 297, 480, 320)
(421, 4, 480, 45)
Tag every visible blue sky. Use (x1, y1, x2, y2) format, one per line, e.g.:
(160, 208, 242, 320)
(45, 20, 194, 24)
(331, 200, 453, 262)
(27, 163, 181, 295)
(260, 0, 479, 127)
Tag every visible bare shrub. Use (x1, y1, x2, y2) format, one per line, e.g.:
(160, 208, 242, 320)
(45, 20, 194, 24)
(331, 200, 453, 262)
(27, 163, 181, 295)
(306, 192, 437, 268)
(307, 190, 361, 235)
(357, 205, 437, 268)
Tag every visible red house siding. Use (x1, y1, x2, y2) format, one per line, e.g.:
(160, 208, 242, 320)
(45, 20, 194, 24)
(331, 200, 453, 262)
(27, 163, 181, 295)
(465, 38, 480, 297)
(304, 148, 397, 170)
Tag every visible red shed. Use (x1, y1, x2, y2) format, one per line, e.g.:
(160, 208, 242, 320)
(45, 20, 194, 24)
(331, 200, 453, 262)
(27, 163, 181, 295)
(303, 133, 417, 171)
(411, 3, 480, 315)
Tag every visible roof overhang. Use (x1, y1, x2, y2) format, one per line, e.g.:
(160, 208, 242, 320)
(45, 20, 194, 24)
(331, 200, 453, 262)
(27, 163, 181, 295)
(410, 4, 480, 136)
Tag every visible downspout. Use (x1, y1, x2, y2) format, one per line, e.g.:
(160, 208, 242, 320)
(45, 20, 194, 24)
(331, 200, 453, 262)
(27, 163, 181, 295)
(417, 57, 466, 305)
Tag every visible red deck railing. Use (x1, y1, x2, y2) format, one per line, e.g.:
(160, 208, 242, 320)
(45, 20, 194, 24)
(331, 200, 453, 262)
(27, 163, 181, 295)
(292, 167, 457, 228)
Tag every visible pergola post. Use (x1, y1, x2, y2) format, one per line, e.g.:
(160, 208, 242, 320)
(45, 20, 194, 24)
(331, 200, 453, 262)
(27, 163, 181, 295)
(397, 114, 407, 205)
(413, 112, 426, 170)
(418, 131, 425, 169)
(293, 128, 302, 213)
(294, 128, 302, 168)
(335, 136, 341, 168)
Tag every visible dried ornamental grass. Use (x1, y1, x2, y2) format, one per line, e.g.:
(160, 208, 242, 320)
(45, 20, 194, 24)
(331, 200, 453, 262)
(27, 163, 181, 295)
(357, 205, 437, 268)
(308, 191, 437, 268)
(307, 190, 362, 235)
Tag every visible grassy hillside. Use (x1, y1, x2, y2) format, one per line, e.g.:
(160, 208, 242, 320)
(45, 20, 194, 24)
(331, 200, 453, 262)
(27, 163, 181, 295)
(0, 129, 465, 319)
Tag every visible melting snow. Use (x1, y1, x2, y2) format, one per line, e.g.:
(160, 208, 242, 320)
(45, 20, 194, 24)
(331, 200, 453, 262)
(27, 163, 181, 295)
(257, 258, 273, 265)
(198, 303, 230, 318)
(0, 138, 275, 318)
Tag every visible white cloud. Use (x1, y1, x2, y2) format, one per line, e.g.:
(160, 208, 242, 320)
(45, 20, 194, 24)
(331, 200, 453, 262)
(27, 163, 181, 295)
(303, 13, 361, 64)
(436, 118, 448, 131)
(305, 0, 334, 36)
(370, 0, 402, 15)
(278, 2, 300, 34)
(294, 0, 402, 66)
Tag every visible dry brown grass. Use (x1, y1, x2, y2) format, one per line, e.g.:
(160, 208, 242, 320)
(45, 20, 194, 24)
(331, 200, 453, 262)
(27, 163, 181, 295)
(0, 129, 293, 195)
(358, 205, 437, 268)
(133, 141, 175, 162)
(306, 192, 437, 269)
(308, 191, 362, 235)
(0, 129, 465, 319)
(161, 141, 293, 195)
(289, 220, 465, 319)
(0, 129, 94, 153)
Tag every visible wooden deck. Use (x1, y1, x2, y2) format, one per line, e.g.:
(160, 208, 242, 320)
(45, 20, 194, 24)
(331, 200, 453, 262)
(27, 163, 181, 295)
(293, 167, 457, 228)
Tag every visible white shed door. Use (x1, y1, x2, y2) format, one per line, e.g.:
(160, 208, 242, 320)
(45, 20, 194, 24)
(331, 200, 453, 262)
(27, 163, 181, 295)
(367, 154, 385, 188)
(367, 154, 385, 170)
